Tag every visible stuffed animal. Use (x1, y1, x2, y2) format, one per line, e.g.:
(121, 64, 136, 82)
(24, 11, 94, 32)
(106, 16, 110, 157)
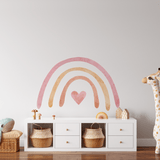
(0, 118, 14, 143)
(142, 68, 160, 154)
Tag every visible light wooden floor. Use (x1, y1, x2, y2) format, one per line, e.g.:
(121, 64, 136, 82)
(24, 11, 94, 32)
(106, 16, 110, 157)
(0, 147, 160, 160)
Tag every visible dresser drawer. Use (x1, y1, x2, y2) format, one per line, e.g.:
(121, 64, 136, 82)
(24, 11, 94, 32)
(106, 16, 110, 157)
(108, 123, 133, 135)
(55, 123, 79, 135)
(108, 136, 133, 148)
(55, 136, 80, 148)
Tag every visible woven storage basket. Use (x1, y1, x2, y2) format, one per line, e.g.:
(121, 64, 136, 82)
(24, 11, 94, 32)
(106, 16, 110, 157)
(83, 123, 105, 148)
(0, 138, 19, 152)
(30, 124, 53, 148)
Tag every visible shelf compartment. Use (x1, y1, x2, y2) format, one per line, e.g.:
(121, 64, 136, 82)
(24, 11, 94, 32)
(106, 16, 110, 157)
(27, 123, 53, 148)
(81, 123, 106, 148)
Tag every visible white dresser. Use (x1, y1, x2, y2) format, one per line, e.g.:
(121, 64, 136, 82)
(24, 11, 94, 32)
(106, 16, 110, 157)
(24, 117, 137, 151)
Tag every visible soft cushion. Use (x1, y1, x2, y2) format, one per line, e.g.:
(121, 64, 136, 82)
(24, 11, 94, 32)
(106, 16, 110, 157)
(3, 130, 23, 139)
(0, 118, 15, 133)
(2, 120, 15, 133)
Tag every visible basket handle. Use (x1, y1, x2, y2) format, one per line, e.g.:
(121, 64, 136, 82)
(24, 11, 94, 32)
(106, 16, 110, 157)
(90, 123, 100, 129)
(33, 123, 42, 130)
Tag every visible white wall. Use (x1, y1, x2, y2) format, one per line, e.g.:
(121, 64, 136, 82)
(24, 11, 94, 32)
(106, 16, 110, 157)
(0, 0, 160, 146)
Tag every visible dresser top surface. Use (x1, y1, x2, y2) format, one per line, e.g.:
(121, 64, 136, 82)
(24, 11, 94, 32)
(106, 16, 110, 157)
(25, 117, 137, 123)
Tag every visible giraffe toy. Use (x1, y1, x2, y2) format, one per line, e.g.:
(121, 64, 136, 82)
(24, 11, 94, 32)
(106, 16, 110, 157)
(142, 68, 160, 154)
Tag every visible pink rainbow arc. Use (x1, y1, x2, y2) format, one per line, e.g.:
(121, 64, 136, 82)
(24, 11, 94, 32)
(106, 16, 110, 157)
(37, 57, 120, 109)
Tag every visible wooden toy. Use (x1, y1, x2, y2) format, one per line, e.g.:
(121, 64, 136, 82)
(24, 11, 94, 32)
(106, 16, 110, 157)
(31, 109, 38, 120)
(122, 109, 129, 119)
(37, 113, 42, 120)
(52, 115, 55, 120)
(96, 112, 108, 119)
(116, 107, 123, 119)
(142, 68, 160, 154)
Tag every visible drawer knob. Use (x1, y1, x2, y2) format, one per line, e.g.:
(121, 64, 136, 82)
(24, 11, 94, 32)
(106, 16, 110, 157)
(120, 141, 122, 143)
(66, 141, 69, 143)
(66, 129, 69, 131)
(120, 129, 122, 131)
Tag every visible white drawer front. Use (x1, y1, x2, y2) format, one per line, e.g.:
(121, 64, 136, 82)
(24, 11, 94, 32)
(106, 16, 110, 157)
(108, 123, 133, 135)
(55, 123, 79, 135)
(55, 136, 80, 148)
(108, 136, 133, 148)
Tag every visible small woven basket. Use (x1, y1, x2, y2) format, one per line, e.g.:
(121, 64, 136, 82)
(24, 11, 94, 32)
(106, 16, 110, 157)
(0, 138, 19, 152)
(83, 123, 105, 148)
(30, 124, 53, 148)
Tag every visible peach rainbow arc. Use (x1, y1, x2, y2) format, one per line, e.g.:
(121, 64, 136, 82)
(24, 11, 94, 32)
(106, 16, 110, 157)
(37, 57, 120, 109)
(48, 67, 110, 111)
(59, 76, 99, 108)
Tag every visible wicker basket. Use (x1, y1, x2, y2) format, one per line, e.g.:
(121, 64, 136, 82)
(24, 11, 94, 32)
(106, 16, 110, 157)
(83, 123, 105, 148)
(30, 124, 53, 148)
(30, 137, 53, 148)
(0, 138, 19, 152)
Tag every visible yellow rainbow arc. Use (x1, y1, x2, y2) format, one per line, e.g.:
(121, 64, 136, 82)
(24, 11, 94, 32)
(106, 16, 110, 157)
(48, 67, 110, 111)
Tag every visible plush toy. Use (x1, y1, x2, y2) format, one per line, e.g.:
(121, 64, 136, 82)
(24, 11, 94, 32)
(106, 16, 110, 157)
(142, 68, 160, 154)
(0, 118, 14, 143)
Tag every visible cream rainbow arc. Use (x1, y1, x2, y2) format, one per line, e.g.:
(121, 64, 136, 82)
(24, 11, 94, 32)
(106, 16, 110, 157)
(37, 57, 120, 110)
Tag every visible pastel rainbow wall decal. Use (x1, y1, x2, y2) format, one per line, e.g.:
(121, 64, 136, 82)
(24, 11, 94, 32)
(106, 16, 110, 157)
(37, 57, 120, 109)
(48, 67, 110, 110)
(59, 76, 99, 108)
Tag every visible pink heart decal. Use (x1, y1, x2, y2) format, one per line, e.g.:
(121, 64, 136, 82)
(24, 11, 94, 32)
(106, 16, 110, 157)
(71, 91, 86, 105)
